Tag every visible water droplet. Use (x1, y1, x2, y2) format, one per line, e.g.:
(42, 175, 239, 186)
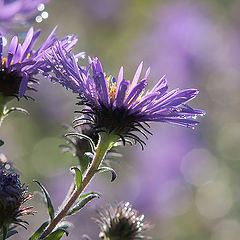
(2, 36, 7, 47)
(38, 3, 45, 11)
(36, 15, 43, 23)
(41, 11, 48, 19)
(5, 164, 10, 170)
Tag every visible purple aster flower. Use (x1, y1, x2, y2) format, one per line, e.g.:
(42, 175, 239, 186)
(45, 45, 204, 148)
(0, 162, 34, 237)
(0, 26, 77, 102)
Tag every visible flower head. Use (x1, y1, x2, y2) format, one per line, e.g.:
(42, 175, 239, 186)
(45, 46, 204, 148)
(96, 202, 151, 240)
(0, 26, 77, 103)
(0, 163, 34, 233)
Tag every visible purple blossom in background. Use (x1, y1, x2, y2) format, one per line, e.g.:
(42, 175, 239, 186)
(125, 2, 212, 217)
(131, 2, 217, 86)
(0, 26, 78, 99)
(0, 0, 48, 22)
(0, 0, 49, 36)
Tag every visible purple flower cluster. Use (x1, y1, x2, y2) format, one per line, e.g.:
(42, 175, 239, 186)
(0, 26, 77, 99)
(0, 164, 33, 231)
(45, 44, 204, 146)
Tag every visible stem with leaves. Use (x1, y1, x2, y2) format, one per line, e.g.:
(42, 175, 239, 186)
(39, 133, 118, 239)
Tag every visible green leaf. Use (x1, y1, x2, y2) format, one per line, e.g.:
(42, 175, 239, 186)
(67, 193, 100, 216)
(33, 180, 55, 221)
(76, 153, 89, 174)
(70, 166, 82, 190)
(0, 230, 18, 240)
(5, 107, 29, 116)
(65, 133, 96, 152)
(55, 221, 73, 231)
(79, 192, 101, 199)
(0, 140, 4, 147)
(28, 221, 49, 240)
(44, 228, 68, 240)
(96, 167, 117, 182)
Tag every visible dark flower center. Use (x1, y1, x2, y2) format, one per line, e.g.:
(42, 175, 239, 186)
(95, 105, 137, 135)
(0, 69, 22, 96)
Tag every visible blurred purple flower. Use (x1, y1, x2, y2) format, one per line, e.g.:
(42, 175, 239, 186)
(130, 2, 218, 86)
(0, 0, 48, 22)
(82, 0, 123, 21)
(0, 26, 77, 99)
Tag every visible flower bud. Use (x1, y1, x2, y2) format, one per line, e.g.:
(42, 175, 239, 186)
(0, 163, 34, 233)
(96, 202, 151, 240)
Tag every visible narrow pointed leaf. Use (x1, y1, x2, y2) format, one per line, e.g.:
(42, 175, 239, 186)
(33, 180, 55, 221)
(1, 225, 7, 240)
(79, 192, 101, 199)
(44, 228, 68, 240)
(71, 166, 82, 190)
(96, 167, 117, 182)
(65, 133, 96, 152)
(28, 221, 49, 240)
(5, 107, 29, 116)
(0, 140, 4, 146)
(67, 193, 100, 216)
(0, 230, 18, 240)
(55, 221, 73, 231)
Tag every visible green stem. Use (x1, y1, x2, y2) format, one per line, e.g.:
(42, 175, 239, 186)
(39, 133, 118, 239)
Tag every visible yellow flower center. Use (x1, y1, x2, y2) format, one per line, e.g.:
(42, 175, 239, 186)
(1, 53, 31, 68)
(105, 74, 144, 107)
(1, 58, 7, 68)
(106, 75, 116, 105)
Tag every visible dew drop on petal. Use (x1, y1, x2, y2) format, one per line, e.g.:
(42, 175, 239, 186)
(2, 36, 7, 47)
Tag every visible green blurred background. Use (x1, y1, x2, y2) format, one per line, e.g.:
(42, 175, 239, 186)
(2, 0, 240, 239)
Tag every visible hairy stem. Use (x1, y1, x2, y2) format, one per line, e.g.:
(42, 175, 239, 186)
(39, 133, 117, 239)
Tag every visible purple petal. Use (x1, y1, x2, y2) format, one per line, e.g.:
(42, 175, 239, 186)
(129, 61, 143, 92)
(0, 35, 2, 68)
(21, 27, 34, 60)
(19, 73, 29, 98)
(114, 79, 130, 108)
(115, 66, 123, 97)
